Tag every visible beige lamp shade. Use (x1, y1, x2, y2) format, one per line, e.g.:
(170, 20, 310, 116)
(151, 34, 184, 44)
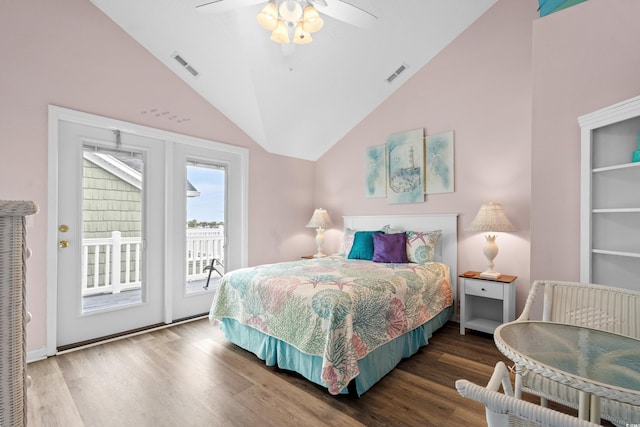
(467, 203, 515, 232)
(306, 208, 332, 229)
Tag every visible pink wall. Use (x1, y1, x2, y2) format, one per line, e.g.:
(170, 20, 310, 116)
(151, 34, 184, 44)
(530, 0, 640, 283)
(316, 1, 537, 310)
(0, 0, 315, 352)
(5, 0, 637, 354)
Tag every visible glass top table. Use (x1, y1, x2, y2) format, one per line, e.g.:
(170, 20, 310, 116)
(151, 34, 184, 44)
(494, 321, 640, 422)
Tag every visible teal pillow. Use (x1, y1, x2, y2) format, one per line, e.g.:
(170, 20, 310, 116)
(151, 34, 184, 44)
(348, 231, 382, 260)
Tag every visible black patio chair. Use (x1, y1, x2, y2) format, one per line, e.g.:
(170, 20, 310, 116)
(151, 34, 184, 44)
(203, 258, 224, 290)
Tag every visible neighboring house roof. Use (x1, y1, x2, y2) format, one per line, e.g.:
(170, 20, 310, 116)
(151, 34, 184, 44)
(186, 181, 200, 198)
(83, 151, 200, 196)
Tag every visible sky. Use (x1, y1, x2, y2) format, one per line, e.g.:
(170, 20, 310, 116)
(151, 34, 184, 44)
(186, 165, 225, 223)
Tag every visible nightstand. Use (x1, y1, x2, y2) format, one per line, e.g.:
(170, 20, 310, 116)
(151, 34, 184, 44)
(459, 271, 517, 335)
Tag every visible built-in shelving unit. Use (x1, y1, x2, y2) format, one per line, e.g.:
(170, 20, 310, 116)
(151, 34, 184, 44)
(579, 95, 640, 290)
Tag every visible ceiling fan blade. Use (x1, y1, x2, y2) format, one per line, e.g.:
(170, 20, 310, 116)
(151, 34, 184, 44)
(195, 0, 264, 13)
(317, 0, 377, 28)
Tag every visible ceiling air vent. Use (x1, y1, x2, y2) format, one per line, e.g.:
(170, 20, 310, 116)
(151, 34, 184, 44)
(172, 53, 199, 77)
(386, 63, 409, 84)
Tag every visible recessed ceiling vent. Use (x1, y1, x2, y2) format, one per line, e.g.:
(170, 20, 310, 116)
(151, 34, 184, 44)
(172, 52, 199, 77)
(386, 63, 409, 84)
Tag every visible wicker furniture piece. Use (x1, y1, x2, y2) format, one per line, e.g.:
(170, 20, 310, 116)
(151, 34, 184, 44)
(514, 280, 640, 425)
(494, 320, 640, 424)
(456, 361, 599, 427)
(0, 200, 38, 427)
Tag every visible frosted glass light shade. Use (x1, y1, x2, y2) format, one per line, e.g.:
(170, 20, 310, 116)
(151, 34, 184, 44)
(302, 5, 324, 33)
(257, 2, 278, 31)
(279, 0, 303, 23)
(270, 19, 290, 44)
(293, 22, 312, 44)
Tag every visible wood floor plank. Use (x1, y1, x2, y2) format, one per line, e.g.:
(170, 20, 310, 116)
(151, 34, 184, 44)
(26, 320, 594, 427)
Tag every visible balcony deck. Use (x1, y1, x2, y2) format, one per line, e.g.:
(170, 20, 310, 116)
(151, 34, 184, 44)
(82, 276, 223, 313)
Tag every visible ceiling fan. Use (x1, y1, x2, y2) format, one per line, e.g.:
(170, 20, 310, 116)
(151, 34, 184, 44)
(196, 0, 377, 43)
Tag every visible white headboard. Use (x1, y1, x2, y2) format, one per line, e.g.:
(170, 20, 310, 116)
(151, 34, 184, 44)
(343, 214, 458, 306)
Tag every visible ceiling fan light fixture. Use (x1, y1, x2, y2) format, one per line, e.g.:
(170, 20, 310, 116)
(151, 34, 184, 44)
(293, 22, 312, 44)
(279, 0, 303, 23)
(302, 5, 323, 33)
(257, 1, 278, 30)
(270, 19, 291, 44)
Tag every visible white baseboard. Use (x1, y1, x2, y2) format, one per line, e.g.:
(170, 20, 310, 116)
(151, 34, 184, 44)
(27, 348, 49, 363)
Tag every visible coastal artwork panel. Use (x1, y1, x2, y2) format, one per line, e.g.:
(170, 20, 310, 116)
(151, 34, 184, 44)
(426, 130, 454, 194)
(365, 144, 386, 198)
(386, 128, 425, 204)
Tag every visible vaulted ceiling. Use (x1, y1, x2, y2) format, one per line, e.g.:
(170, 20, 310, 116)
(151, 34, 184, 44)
(89, 0, 497, 161)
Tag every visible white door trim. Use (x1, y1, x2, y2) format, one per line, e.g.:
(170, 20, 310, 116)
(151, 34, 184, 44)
(47, 105, 249, 356)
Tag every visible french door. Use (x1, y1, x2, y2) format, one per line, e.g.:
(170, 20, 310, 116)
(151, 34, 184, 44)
(169, 143, 230, 320)
(49, 106, 248, 352)
(56, 120, 165, 347)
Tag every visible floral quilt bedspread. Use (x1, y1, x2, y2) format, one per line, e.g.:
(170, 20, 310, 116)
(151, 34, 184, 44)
(209, 256, 452, 394)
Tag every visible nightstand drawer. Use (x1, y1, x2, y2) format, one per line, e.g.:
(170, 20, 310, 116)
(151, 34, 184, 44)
(465, 280, 503, 300)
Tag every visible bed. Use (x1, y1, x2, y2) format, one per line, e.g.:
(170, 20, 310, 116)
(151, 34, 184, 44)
(209, 214, 458, 396)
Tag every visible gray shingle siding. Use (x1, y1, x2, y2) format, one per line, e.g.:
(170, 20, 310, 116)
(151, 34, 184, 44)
(83, 159, 141, 239)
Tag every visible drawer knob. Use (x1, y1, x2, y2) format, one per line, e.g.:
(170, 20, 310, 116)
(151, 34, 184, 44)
(482, 288, 486, 291)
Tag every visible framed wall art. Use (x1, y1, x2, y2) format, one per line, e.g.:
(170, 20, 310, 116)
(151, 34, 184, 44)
(386, 128, 425, 204)
(426, 130, 454, 194)
(365, 144, 386, 198)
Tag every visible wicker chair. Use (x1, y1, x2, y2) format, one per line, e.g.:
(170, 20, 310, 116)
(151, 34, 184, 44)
(516, 280, 640, 425)
(456, 362, 599, 427)
(0, 200, 38, 427)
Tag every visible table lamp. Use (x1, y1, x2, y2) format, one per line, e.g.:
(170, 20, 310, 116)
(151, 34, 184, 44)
(467, 202, 515, 279)
(306, 208, 333, 258)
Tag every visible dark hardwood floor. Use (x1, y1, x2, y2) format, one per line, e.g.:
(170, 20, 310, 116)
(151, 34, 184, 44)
(25, 319, 577, 427)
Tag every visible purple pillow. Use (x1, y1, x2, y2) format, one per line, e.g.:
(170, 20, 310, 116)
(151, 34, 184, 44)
(372, 232, 409, 263)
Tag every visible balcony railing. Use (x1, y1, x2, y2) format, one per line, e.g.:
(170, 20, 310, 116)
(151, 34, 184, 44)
(82, 227, 224, 296)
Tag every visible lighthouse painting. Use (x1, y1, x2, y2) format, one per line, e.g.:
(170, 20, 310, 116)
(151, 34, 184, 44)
(386, 128, 425, 204)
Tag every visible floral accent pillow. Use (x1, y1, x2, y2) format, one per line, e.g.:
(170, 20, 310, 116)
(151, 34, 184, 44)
(339, 228, 357, 256)
(405, 230, 442, 263)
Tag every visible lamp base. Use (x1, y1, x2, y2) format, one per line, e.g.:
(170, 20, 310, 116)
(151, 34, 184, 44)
(313, 252, 327, 258)
(479, 270, 502, 279)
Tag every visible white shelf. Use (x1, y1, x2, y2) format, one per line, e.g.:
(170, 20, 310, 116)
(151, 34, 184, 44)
(465, 318, 501, 334)
(593, 162, 640, 173)
(592, 208, 640, 213)
(592, 249, 640, 258)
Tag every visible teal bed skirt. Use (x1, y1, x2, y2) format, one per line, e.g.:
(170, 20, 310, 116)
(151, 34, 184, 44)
(219, 305, 453, 396)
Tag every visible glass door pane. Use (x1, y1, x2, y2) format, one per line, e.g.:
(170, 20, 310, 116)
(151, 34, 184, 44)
(81, 145, 144, 312)
(185, 162, 226, 294)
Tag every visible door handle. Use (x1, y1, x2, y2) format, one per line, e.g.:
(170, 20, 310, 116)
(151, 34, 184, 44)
(59, 240, 69, 248)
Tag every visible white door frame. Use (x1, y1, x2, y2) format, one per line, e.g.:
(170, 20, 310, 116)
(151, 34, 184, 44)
(47, 105, 249, 356)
